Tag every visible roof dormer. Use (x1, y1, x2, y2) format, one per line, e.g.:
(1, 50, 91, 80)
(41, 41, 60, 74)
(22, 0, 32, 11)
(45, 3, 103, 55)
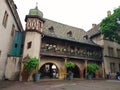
(67, 31, 72, 37)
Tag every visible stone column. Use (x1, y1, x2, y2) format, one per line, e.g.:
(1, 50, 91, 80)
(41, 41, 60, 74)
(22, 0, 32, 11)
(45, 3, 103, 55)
(95, 70, 99, 79)
(102, 62, 105, 79)
(85, 60, 88, 78)
(80, 70, 84, 79)
(64, 58, 67, 79)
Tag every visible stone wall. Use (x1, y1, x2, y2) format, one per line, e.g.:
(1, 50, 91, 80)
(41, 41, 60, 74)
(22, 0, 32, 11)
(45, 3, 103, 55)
(92, 34, 120, 76)
(5, 56, 21, 80)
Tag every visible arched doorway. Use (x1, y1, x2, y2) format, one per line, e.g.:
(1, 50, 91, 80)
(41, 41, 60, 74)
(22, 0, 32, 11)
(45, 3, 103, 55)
(39, 63, 59, 79)
(67, 65, 80, 78)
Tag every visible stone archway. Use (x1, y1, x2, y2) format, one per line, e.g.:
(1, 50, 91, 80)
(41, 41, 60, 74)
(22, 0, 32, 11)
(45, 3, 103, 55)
(66, 64, 80, 78)
(72, 65, 80, 78)
(74, 62, 85, 79)
(39, 62, 60, 79)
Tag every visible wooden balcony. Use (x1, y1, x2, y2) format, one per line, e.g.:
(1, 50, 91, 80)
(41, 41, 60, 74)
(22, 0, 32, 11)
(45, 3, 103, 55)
(40, 48, 102, 61)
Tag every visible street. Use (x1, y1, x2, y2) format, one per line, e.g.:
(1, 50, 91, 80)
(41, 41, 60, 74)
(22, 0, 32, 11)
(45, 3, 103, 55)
(0, 79, 120, 90)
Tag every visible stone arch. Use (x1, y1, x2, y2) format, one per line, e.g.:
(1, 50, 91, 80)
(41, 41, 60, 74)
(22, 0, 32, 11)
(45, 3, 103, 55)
(73, 62, 85, 79)
(66, 61, 81, 78)
(39, 61, 62, 79)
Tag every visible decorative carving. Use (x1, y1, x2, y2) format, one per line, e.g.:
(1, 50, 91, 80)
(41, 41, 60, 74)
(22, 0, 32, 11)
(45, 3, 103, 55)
(26, 18, 42, 33)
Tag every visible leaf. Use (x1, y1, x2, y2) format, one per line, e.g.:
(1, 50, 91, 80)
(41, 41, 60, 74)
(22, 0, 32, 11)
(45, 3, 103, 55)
(65, 61, 75, 68)
(24, 57, 39, 72)
(100, 6, 120, 43)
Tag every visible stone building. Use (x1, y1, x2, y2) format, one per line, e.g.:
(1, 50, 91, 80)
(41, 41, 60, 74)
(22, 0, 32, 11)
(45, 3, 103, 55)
(0, 0, 23, 80)
(19, 6, 103, 81)
(87, 23, 120, 78)
(0, 0, 108, 81)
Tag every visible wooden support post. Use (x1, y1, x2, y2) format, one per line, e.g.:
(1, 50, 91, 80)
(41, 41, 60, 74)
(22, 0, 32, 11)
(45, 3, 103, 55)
(85, 60, 88, 78)
(80, 70, 84, 79)
(64, 58, 67, 79)
(102, 62, 105, 79)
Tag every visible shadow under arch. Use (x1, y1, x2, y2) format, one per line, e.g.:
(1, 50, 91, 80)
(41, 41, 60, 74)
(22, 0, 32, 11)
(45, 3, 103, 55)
(67, 64, 80, 78)
(39, 62, 60, 79)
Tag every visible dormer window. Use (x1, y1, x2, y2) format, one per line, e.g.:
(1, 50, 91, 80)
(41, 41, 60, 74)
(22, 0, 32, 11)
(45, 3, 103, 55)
(67, 31, 72, 37)
(83, 35, 88, 40)
(49, 26, 54, 34)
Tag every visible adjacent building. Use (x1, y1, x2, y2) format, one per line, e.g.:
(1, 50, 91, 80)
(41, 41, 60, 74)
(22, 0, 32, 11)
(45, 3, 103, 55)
(0, 0, 23, 80)
(87, 23, 120, 78)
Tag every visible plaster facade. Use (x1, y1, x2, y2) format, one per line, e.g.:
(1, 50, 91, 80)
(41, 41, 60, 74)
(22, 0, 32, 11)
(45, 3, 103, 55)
(0, 0, 23, 80)
(92, 32, 120, 77)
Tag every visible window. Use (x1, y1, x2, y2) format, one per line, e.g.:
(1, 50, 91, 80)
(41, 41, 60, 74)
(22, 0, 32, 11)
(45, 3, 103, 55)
(48, 26, 54, 34)
(67, 31, 72, 37)
(117, 49, 120, 58)
(2, 11, 8, 27)
(108, 47, 114, 57)
(11, 24, 15, 36)
(15, 43, 18, 48)
(21, 44, 24, 48)
(83, 35, 88, 40)
(27, 41, 32, 49)
(110, 63, 115, 73)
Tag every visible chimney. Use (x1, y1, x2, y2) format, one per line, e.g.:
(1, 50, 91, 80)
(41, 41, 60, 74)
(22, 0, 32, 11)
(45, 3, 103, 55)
(92, 24, 97, 28)
(107, 10, 111, 17)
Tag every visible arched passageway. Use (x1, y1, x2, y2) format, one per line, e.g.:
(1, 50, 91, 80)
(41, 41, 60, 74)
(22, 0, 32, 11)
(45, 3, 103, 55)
(67, 65, 80, 78)
(39, 63, 59, 79)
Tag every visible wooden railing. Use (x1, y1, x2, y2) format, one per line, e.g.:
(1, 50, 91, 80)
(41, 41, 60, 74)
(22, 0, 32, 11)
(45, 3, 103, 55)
(40, 48, 102, 61)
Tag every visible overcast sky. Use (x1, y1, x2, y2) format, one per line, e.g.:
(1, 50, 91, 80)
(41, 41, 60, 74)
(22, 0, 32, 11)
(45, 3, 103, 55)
(14, 0, 120, 31)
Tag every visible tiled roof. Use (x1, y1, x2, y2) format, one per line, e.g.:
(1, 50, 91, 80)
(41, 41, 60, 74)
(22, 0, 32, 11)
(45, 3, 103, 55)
(87, 24, 101, 38)
(42, 19, 100, 46)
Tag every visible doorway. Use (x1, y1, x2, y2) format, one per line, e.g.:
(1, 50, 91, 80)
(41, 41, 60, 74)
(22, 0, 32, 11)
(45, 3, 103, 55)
(39, 63, 58, 79)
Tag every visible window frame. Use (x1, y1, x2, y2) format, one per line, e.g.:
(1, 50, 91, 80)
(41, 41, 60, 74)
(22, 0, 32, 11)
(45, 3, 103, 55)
(27, 41, 32, 49)
(11, 24, 15, 36)
(2, 11, 8, 27)
(110, 62, 115, 73)
(117, 49, 120, 58)
(67, 31, 72, 37)
(108, 47, 114, 57)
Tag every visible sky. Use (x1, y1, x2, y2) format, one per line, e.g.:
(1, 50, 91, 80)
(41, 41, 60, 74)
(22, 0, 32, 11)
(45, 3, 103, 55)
(14, 0, 120, 31)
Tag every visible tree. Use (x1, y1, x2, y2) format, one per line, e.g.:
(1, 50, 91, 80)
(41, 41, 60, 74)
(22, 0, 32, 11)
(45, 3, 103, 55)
(100, 6, 120, 43)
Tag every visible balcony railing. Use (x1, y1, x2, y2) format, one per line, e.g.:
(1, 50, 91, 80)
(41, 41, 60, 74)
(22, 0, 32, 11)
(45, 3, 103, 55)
(40, 48, 102, 61)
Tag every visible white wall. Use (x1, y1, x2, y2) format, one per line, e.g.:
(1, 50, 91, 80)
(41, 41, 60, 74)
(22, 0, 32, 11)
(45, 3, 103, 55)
(0, 0, 19, 80)
(22, 32, 41, 59)
(5, 57, 21, 80)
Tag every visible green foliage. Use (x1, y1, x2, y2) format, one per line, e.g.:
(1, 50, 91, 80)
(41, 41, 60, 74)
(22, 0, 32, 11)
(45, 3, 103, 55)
(100, 6, 120, 43)
(87, 64, 99, 74)
(65, 61, 75, 68)
(24, 57, 39, 72)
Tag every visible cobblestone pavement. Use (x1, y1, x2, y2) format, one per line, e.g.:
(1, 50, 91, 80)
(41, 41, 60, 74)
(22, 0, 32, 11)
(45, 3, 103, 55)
(0, 79, 120, 90)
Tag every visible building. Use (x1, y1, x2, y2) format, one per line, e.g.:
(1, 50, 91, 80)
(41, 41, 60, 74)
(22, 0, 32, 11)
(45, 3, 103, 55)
(0, 0, 23, 80)
(19, 6, 103, 81)
(87, 23, 120, 78)
(0, 1, 106, 81)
